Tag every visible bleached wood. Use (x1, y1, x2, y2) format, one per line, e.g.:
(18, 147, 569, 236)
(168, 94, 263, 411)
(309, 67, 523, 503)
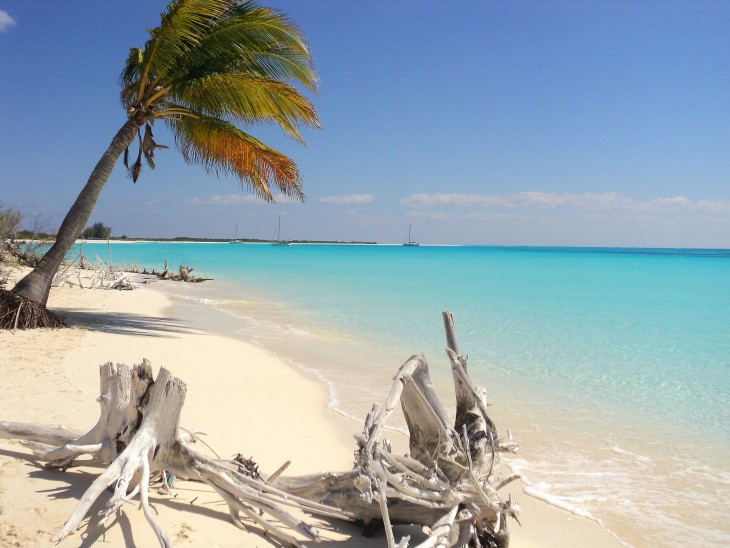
(414, 505, 458, 548)
(0, 422, 78, 446)
(2, 312, 520, 547)
(278, 313, 521, 547)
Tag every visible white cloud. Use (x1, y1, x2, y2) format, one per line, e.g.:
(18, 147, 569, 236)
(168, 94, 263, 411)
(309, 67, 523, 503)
(647, 196, 691, 209)
(186, 194, 260, 205)
(401, 193, 508, 207)
(185, 192, 300, 205)
(692, 199, 730, 213)
(513, 192, 632, 210)
(319, 194, 376, 205)
(0, 10, 16, 32)
(400, 191, 725, 214)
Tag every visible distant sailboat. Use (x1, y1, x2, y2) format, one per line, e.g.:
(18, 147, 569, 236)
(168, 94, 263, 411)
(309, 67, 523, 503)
(229, 221, 244, 244)
(403, 224, 419, 246)
(272, 215, 291, 246)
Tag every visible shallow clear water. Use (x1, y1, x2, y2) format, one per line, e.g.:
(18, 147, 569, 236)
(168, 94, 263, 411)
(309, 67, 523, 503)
(75, 242, 730, 546)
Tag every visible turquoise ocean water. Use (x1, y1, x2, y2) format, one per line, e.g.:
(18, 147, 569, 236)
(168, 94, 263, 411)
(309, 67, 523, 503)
(75, 242, 730, 546)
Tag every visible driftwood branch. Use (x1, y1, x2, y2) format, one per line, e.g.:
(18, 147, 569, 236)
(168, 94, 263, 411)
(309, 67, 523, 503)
(51, 249, 137, 290)
(276, 311, 521, 547)
(0, 312, 520, 546)
(134, 260, 211, 283)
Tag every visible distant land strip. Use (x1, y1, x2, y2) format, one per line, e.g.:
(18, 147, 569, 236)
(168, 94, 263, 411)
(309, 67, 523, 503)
(92, 237, 378, 245)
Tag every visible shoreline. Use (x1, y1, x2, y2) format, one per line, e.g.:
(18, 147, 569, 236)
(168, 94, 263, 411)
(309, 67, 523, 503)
(160, 277, 625, 547)
(158, 276, 626, 547)
(0, 269, 620, 546)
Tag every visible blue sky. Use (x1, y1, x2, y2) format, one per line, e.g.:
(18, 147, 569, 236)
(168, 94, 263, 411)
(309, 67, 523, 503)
(1, 1, 728, 247)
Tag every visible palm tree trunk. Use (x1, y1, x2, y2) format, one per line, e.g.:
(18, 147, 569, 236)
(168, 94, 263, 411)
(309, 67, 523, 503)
(12, 120, 140, 307)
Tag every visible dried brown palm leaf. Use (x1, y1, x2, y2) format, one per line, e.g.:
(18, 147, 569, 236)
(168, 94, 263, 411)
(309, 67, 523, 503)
(127, 130, 143, 182)
(141, 124, 169, 170)
(129, 148, 143, 183)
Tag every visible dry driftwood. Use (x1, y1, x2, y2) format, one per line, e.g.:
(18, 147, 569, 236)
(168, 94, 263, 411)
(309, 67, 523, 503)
(2, 360, 342, 547)
(0, 312, 520, 547)
(134, 260, 210, 283)
(51, 249, 137, 291)
(276, 311, 520, 547)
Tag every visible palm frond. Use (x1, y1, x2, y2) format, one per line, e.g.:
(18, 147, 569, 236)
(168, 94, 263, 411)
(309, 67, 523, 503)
(129, 148, 143, 183)
(167, 109, 303, 202)
(120, 48, 144, 107)
(141, 123, 169, 169)
(164, 73, 318, 142)
(184, 3, 317, 91)
(133, 0, 233, 103)
(128, 130, 144, 182)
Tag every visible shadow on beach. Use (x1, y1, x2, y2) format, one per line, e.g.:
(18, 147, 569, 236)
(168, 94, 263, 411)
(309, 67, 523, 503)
(54, 309, 197, 338)
(0, 445, 426, 547)
(0, 446, 137, 546)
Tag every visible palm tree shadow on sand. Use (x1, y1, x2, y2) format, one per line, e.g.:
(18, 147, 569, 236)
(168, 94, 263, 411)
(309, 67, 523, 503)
(55, 309, 196, 337)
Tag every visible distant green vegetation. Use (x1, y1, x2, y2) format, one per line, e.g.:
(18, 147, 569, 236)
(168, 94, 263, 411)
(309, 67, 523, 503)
(15, 230, 55, 240)
(80, 222, 112, 240)
(0, 205, 22, 240)
(109, 236, 379, 245)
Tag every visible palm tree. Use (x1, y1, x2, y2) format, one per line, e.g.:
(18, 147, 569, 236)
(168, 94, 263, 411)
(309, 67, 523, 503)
(1, 0, 318, 329)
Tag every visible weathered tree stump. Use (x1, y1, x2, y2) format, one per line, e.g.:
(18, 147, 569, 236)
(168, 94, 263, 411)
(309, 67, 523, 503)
(2, 362, 347, 546)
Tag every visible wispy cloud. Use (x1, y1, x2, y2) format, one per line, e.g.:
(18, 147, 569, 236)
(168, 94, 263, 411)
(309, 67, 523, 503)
(0, 10, 16, 32)
(401, 192, 730, 214)
(693, 199, 730, 213)
(402, 193, 509, 207)
(319, 194, 376, 205)
(185, 193, 299, 205)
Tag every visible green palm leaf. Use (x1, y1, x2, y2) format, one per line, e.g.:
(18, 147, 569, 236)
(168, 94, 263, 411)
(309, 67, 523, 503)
(165, 73, 318, 142)
(186, 3, 317, 90)
(134, 0, 232, 101)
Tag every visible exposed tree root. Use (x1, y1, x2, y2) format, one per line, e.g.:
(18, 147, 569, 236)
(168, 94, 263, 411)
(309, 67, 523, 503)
(0, 289, 63, 330)
(0, 312, 521, 547)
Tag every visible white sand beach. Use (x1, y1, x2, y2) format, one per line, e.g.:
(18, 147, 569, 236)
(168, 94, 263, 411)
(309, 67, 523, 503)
(0, 269, 620, 547)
